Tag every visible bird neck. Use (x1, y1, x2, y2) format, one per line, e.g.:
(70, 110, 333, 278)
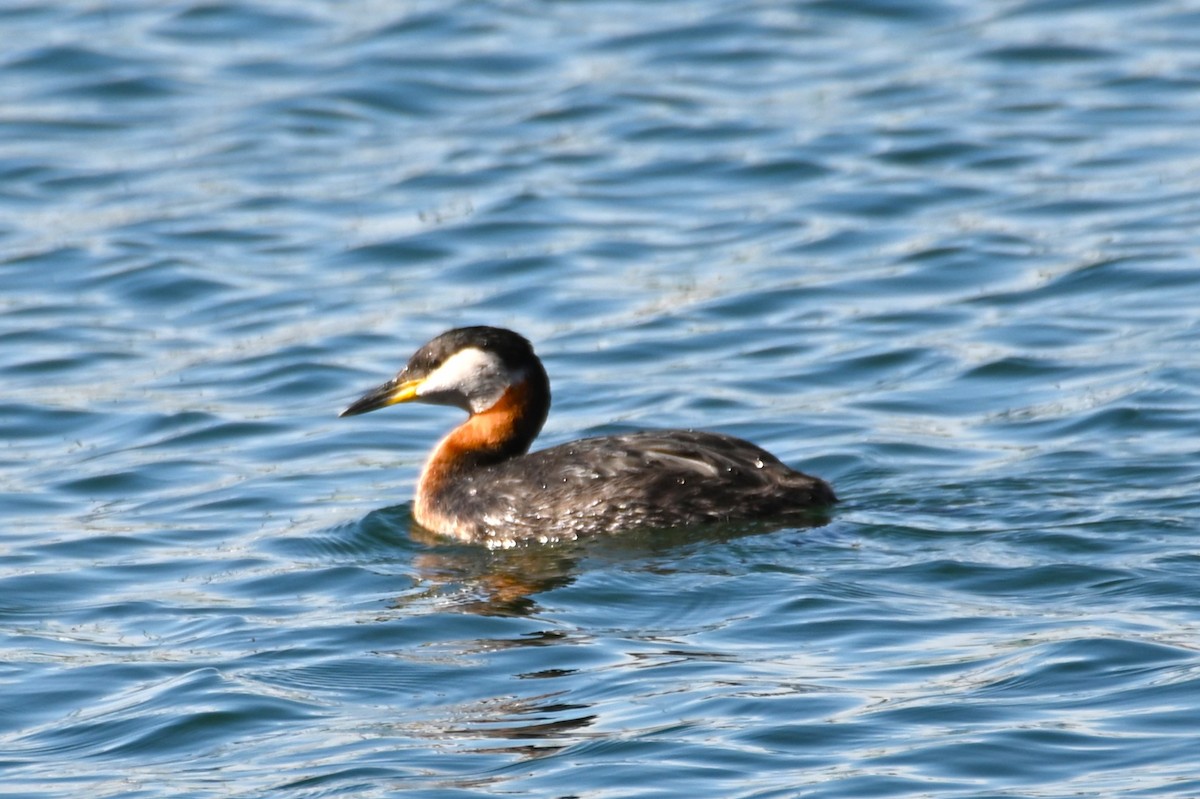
(417, 374, 550, 491)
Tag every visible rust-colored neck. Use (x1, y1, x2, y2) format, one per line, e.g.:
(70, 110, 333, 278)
(413, 378, 549, 533)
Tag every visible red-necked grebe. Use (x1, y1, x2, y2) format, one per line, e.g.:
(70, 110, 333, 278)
(341, 326, 835, 544)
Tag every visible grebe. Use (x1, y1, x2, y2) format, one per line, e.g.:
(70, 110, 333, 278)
(341, 327, 835, 544)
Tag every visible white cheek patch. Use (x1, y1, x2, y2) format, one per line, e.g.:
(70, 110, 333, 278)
(416, 347, 517, 413)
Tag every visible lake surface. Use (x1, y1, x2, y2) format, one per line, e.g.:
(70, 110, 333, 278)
(3, 1, 1200, 796)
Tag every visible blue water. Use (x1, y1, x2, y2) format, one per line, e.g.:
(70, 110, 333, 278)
(3, 1, 1200, 796)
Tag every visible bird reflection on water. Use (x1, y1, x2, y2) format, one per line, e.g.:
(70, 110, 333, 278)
(397, 509, 830, 617)
(344, 504, 831, 764)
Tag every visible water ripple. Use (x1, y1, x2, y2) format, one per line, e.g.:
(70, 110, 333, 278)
(2, 0, 1200, 796)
